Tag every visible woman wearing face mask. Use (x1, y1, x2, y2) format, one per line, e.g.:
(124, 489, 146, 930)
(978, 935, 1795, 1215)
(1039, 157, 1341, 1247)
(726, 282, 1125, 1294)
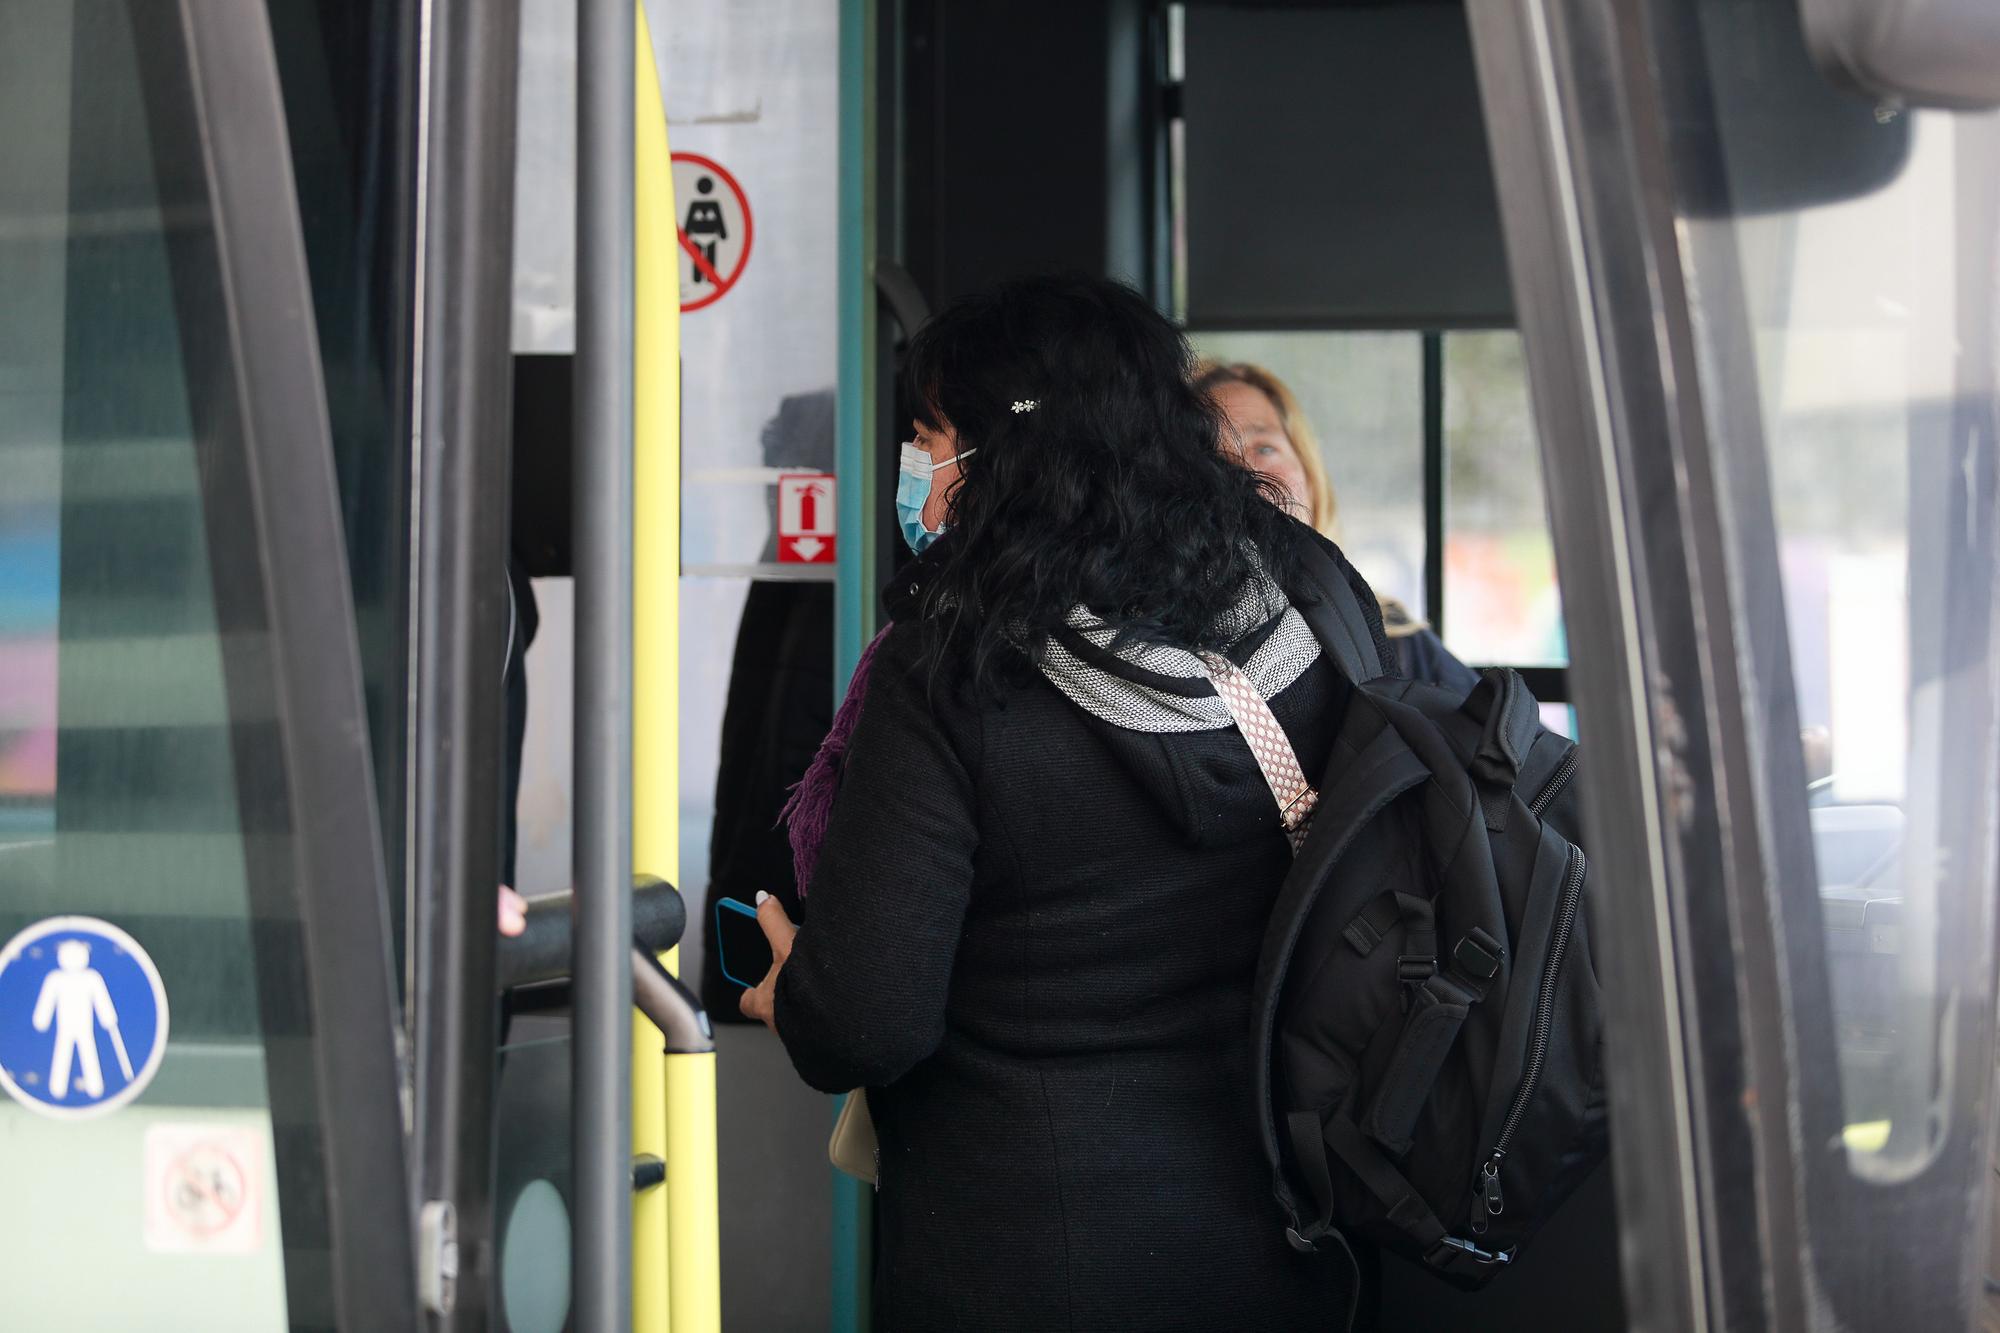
(1197, 360, 1478, 697)
(894, 425, 972, 554)
(739, 275, 1390, 1330)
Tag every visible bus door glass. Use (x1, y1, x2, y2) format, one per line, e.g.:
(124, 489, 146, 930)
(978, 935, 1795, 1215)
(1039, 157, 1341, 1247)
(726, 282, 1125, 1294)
(1473, 0, 2000, 1319)
(0, 5, 308, 1323)
(1558, 0, 2000, 1321)
(1667, 0, 2000, 1200)
(0, 3, 414, 1327)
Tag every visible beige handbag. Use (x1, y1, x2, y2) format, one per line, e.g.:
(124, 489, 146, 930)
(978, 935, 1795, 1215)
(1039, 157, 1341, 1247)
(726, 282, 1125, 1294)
(828, 1088, 877, 1183)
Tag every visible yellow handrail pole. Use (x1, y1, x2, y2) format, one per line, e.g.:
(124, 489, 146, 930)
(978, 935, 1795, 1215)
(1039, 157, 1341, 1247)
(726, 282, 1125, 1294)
(630, 1, 677, 1328)
(634, 5, 723, 1333)
(632, 0, 676, 1316)
(630, 0, 676, 1312)
(662, 1043, 721, 1333)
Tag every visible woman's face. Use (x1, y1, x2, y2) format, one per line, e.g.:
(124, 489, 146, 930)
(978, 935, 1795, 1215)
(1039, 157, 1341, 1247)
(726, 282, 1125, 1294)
(912, 417, 967, 532)
(1212, 380, 1310, 518)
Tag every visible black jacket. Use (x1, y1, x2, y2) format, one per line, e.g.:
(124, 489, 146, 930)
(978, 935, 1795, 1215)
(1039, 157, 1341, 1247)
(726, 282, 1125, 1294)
(1394, 626, 1478, 697)
(775, 534, 1391, 1330)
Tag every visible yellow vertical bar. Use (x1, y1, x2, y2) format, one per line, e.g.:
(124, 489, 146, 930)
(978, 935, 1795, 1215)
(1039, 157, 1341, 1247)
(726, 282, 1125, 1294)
(635, 5, 724, 1333)
(632, 3, 680, 1332)
(664, 1049, 721, 1332)
(632, 0, 679, 975)
(632, 1022, 671, 1333)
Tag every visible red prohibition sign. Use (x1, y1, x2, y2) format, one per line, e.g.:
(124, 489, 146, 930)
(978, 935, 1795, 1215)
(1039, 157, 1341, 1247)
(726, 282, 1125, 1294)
(164, 1143, 249, 1237)
(673, 152, 753, 312)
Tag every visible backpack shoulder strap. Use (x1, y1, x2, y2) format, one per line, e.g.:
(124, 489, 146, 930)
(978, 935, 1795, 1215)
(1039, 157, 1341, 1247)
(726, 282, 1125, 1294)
(1248, 722, 1432, 1212)
(1460, 668, 1545, 830)
(1289, 531, 1395, 683)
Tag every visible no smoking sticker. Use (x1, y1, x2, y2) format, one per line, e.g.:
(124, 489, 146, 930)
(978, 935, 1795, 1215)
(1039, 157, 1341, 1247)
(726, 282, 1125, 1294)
(145, 1123, 264, 1255)
(672, 153, 752, 311)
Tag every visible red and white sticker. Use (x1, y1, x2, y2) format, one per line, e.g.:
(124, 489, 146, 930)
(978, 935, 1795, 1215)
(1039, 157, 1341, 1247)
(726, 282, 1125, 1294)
(672, 153, 753, 312)
(144, 1123, 263, 1255)
(777, 473, 836, 564)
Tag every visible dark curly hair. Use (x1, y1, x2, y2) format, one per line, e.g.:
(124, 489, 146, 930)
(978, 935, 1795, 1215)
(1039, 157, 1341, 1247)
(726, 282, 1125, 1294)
(902, 273, 1304, 690)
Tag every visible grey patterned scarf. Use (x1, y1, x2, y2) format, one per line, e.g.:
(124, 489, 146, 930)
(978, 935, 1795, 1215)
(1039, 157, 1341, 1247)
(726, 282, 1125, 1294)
(1036, 565, 1320, 734)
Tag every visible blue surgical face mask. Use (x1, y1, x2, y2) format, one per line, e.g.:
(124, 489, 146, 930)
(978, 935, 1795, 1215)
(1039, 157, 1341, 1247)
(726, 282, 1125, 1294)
(896, 441, 975, 553)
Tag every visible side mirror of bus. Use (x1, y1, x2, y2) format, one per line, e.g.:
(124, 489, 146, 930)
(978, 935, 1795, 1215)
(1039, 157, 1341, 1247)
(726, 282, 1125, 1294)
(1669, 0, 1913, 217)
(1801, 0, 2000, 112)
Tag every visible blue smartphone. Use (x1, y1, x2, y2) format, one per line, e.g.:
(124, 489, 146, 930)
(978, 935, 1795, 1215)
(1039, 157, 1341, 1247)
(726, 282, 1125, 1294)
(714, 897, 775, 989)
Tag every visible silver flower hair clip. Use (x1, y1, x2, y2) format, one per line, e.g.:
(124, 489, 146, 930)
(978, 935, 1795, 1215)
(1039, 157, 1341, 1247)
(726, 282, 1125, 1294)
(1011, 399, 1039, 414)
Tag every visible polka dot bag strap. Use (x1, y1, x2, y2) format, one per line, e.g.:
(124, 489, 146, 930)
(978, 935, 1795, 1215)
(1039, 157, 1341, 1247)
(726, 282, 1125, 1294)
(1197, 650, 1319, 854)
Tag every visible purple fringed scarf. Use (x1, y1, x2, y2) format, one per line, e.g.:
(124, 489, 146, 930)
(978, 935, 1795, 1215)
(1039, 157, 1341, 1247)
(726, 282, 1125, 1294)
(782, 624, 893, 895)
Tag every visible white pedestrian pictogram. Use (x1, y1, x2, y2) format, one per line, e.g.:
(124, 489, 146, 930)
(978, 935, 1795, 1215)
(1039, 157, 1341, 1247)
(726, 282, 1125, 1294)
(1, 915, 169, 1117)
(32, 939, 131, 1098)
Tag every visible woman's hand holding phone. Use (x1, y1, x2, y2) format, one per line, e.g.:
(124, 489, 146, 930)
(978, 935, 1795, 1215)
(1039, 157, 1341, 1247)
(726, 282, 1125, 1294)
(738, 891, 797, 1034)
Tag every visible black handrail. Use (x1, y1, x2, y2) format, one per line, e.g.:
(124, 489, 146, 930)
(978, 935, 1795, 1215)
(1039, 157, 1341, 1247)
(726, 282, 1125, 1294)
(497, 876, 711, 1058)
(496, 876, 688, 992)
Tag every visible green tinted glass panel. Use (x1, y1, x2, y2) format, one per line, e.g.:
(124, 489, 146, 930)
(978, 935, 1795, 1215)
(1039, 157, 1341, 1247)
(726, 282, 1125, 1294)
(0, 4, 337, 1326)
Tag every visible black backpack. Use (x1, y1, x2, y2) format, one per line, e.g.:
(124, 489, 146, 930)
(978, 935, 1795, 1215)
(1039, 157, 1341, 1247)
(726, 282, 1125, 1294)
(1241, 547, 1607, 1293)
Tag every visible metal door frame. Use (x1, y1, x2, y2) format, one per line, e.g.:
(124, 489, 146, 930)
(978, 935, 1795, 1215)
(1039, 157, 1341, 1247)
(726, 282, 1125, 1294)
(1464, 7, 1722, 1320)
(130, 1, 420, 1325)
(405, 0, 523, 1323)
(573, 0, 639, 1327)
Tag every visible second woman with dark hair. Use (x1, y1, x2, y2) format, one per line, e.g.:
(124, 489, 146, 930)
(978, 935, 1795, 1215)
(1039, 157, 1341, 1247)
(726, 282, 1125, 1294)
(740, 274, 1390, 1330)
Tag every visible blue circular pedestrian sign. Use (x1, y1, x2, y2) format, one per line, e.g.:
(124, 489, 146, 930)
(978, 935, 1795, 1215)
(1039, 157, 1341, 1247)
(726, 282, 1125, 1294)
(0, 916, 169, 1119)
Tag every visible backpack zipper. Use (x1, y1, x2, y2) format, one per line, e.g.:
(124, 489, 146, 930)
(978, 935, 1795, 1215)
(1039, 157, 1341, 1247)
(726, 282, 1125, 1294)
(1470, 843, 1586, 1234)
(1528, 748, 1579, 817)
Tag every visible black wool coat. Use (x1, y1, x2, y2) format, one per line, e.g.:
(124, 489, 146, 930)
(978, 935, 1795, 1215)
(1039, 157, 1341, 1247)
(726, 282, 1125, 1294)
(774, 535, 1391, 1331)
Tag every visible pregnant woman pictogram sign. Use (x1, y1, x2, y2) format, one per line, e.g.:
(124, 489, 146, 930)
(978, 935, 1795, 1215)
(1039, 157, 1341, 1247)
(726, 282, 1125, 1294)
(673, 153, 753, 312)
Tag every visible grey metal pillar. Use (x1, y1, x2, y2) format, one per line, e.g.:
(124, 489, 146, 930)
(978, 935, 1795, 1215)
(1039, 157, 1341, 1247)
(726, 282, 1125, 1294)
(573, 0, 636, 1327)
(408, 0, 521, 1324)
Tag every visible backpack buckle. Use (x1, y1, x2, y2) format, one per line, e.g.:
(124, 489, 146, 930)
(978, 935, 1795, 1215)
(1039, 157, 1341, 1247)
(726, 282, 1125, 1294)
(1278, 782, 1319, 832)
(1426, 1235, 1515, 1273)
(1396, 954, 1436, 985)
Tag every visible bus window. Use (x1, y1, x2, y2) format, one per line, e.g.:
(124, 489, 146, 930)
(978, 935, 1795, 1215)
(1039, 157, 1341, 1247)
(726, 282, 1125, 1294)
(1188, 332, 1426, 616)
(1443, 332, 1565, 671)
